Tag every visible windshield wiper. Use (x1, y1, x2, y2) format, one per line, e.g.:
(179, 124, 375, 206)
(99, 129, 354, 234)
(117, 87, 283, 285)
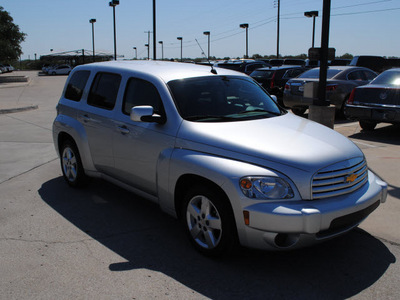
(237, 109, 281, 116)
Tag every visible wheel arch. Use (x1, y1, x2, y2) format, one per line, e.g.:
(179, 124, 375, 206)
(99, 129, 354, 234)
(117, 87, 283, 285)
(174, 174, 231, 220)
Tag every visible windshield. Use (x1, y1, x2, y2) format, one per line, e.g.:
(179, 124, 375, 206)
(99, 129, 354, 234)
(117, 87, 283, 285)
(371, 70, 400, 85)
(298, 68, 342, 79)
(168, 76, 282, 122)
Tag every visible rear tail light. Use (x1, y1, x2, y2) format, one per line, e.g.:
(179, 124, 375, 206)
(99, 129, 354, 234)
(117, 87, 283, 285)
(347, 88, 356, 104)
(270, 72, 276, 89)
(284, 83, 290, 90)
(326, 84, 338, 91)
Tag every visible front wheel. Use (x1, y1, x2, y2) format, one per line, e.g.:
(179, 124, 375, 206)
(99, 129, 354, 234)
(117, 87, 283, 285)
(182, 185, 237, 256)
(60, 140, 88, 187)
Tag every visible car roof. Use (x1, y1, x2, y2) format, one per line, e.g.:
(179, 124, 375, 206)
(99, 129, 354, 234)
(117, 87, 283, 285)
(74, 60, 243, 82)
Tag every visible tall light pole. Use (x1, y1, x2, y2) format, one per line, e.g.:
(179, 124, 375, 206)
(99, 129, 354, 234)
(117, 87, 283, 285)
(133, 47, 137, 59)
(177, 37, 183, 61)
(89, 18, 96, 62)
(145, 44, 149, 60)
(276, 0, 280, 58)
(158, 41, 164, 60)
(109, 0, 119, 60)
(153, 0, 156, 60)
(239, 24, 249, 59)
(304, 11, 319, 48)
(203, 31, 210, 60)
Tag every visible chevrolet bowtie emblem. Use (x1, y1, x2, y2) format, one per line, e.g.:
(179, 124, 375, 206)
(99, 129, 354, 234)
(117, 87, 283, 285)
(345, 173, 358, 183)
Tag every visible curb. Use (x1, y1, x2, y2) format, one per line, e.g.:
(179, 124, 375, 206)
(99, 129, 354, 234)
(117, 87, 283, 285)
(0, 105, 39, 114)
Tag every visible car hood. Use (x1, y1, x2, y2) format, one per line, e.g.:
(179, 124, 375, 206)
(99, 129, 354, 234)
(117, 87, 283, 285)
(176, 113, 362, 173)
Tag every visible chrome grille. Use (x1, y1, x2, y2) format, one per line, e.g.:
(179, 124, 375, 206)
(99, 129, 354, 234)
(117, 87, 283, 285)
(312, 157, 368, 200)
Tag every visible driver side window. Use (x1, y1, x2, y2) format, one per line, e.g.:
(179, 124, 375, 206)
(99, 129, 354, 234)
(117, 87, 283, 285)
(123, 78, 163, 115)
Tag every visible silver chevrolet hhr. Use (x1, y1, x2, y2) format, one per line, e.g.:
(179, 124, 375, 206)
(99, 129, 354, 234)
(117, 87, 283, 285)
(53, 60, 387, 256)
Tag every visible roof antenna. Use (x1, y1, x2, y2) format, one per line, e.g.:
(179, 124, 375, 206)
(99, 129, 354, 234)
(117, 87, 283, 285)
(195, 38, 217, 74)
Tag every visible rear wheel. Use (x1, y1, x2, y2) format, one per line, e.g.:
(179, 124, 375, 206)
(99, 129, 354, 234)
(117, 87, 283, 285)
(359, 120, 377, 131)
(182, 185, 237, 256)
(60, 140, 88, 187)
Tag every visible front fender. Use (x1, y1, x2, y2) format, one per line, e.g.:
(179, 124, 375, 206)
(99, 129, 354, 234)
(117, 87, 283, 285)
(157, 148, 300, 219)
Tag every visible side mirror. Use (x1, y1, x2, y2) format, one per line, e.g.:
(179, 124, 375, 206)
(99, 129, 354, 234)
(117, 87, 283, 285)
(130, 106, 165, 124)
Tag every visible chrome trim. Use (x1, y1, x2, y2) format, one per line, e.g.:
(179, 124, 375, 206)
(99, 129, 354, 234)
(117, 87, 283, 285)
(312, 157, 368, 200)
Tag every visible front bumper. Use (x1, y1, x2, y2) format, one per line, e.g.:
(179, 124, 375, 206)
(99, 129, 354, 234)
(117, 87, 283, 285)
(345, 104, 400, 123)
(239, 170, 387, 250)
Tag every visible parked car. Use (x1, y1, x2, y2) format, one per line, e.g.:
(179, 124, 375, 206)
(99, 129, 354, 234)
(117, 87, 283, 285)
(3, 64, 14, 72)
(283, 66, 377, 116)
(283, 59, 306, 67)
(53, 61, 387, 256)
(214, 60, 271, 75)
(350, 55, 387, 73)
(330, 59, 351, 66)
(344, 68, 400, 130)
(269, 59, 284, 66)
(48, 65, 72, 75)
(0, 64, 7, 73)
(250, 66, 307, 101)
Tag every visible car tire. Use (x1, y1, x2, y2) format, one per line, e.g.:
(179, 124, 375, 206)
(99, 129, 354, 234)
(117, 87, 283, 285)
(359, 120, 377, 131)
(182, 185, 237, 256)
(291, 107, 307, 116)
(60, 140, 88, 187)
(52, 72, 56, 75)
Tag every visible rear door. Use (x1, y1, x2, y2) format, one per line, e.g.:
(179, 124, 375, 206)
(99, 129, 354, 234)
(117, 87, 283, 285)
(79, 72, 121, 174)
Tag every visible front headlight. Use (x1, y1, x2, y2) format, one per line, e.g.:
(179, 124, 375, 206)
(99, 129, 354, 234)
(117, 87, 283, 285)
(240, 176, 294, 200)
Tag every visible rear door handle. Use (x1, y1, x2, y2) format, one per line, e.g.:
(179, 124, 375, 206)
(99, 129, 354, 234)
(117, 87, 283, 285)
(118, 125, 130, 134)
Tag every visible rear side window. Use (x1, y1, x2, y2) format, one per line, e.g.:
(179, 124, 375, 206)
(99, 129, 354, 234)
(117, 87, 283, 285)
(123, 78, 163, 115)
(87, 72, 121, 110)
(64, 71, 90, 101)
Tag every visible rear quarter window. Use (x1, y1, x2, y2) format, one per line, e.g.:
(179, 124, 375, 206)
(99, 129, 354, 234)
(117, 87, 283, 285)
(64, 70, 90, 101)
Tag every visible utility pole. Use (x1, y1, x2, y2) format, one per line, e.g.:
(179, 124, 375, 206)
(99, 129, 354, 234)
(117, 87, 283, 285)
(153, 0, 156, 60)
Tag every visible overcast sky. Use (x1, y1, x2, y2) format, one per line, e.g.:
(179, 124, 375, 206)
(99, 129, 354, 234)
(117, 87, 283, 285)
(3, 0, 400, 60)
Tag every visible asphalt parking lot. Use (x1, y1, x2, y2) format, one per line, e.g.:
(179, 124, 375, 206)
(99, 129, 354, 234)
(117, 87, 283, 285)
(0, 71, 399, 299)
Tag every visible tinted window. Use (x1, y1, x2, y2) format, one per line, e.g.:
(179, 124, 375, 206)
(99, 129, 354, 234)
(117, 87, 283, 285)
(123, 78, 163, 115)
(250, 70, 274, 79)
(347, 71, 365, 81)
(168, 76, 282, 122)
(298, 68, 341, 79)
(87, 72, 121, 110)
(64, 70, 90, 101)
(246, 64, 266, 73)
(283, 68, 304, 79)
(364, 70, 377, 81)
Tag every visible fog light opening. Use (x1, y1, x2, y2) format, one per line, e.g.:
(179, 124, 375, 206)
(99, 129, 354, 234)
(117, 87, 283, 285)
(274, 233, 300, 248)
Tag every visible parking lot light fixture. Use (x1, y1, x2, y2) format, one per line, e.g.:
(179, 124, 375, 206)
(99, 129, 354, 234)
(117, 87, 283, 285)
(304, 11, 319, 48)
(239, 24, 249, 59)
(109, 0, 119, 60)
(177, 37, 183, 62)
(89, 19, 96, 62)
(203, 31, 210, 60)
(158, 41, 164, 60)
